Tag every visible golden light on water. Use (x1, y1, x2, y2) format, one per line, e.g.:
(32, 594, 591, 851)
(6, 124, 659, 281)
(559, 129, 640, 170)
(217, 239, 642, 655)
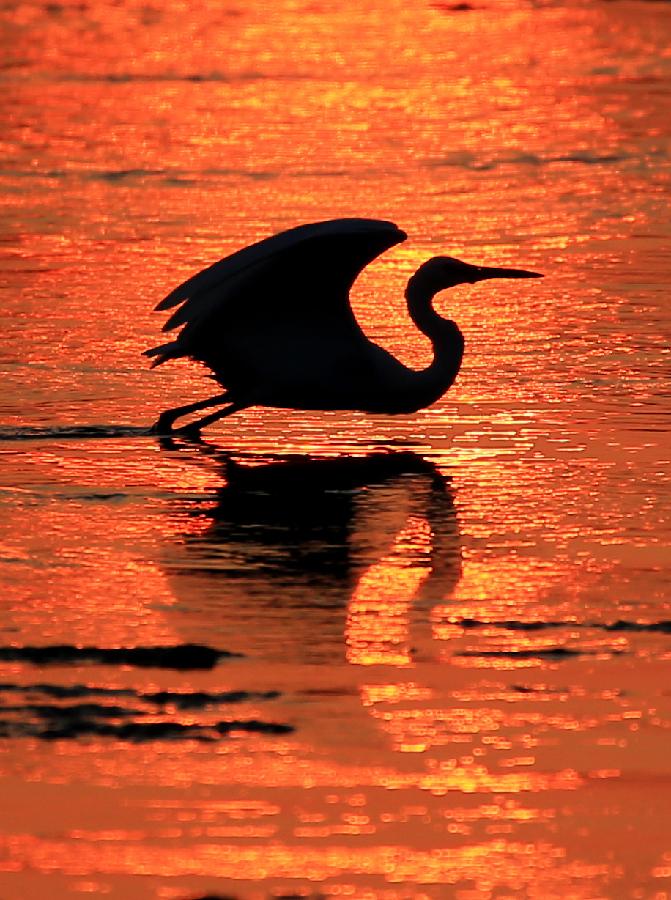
(1, 0, 671, 896)
(346, 515, 432, 667)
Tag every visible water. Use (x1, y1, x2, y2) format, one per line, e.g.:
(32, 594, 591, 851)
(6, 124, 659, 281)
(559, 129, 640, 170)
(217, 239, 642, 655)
(1, 0, 670, 896)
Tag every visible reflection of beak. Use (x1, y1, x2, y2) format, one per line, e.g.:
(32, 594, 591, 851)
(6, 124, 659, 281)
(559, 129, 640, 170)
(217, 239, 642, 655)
(473, 265, 544, 281)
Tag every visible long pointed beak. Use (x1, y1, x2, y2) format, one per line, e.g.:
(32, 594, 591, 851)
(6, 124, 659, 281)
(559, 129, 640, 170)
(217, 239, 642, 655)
(473, 265, 543, 281)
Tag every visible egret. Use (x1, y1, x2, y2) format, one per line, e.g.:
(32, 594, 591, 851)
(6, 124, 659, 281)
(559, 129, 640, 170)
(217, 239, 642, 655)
(145, 219, 542, 434)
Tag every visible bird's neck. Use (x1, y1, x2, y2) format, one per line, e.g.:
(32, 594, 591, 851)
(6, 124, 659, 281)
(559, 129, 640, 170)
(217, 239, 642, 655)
(404, 278, 465, 407)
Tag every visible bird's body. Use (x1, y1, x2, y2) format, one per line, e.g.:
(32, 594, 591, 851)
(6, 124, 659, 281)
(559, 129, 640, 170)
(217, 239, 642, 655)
(146, 219, 541, 434)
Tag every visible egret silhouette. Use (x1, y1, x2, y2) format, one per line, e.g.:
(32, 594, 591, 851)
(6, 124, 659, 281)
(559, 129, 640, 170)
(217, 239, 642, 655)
(145, 219, 542, 434)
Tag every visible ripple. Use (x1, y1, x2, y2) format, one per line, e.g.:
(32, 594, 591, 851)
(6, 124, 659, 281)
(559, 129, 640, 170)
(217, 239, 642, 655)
(0, 425, 153, 441)
(453, 618, 671, 634)
(0, 643, 238, 670)
(0, 682, 289, 742)
(0, 683, 280, 707)
(0, 166, 286, 187)
(424, 148, 664, 171)
(0, 715, 292, 743)
(456, 648, 623, 660)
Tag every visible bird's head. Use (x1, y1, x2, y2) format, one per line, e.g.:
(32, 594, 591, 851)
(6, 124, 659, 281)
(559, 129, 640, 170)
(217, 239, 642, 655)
(409, 256, 543, 294)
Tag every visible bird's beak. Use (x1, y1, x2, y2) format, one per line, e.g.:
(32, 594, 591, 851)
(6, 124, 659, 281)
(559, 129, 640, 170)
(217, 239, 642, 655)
(472, 265, 544, 281)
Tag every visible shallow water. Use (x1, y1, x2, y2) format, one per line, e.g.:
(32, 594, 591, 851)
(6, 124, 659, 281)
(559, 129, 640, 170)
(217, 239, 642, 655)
(1, 0, 671, 897)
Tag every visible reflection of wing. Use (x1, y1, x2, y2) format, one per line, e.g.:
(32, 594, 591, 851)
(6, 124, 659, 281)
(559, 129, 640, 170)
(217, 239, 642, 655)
(145, 219, 406, 383)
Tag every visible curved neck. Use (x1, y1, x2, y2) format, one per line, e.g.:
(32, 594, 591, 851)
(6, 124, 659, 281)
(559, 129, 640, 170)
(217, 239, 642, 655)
(404, 277, 464, 405)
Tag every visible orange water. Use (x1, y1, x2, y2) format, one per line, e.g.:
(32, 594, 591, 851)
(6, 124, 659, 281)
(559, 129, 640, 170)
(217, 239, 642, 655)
(1, 0, 670, 897)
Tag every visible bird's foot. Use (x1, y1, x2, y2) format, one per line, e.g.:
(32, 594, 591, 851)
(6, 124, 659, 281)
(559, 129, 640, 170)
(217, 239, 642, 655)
(172, 422, 204, 442)
(149, 412, 178, 435)
(149, 414, 204, 443)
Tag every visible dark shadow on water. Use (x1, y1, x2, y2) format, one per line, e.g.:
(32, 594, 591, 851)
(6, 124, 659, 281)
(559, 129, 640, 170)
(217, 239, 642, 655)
(162, 449, 463, 664)
(174, 449, 461, 596)
(0, 672, 288, 743)
(0, 425, 152, 441)
(0, 643, 236, 669)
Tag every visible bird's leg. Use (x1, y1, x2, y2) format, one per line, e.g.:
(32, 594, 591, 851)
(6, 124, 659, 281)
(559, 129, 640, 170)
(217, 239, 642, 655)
(174, 402, 247, 438)
(151, 392, 230, 434)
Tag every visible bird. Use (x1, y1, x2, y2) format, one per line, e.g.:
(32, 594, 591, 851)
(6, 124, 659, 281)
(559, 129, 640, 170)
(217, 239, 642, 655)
(145, 218, 542, 435)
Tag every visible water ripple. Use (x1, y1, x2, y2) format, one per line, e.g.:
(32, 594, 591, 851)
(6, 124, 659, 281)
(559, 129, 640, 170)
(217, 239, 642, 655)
(0, 643, 237, 670)
(0, 425, 153, 441)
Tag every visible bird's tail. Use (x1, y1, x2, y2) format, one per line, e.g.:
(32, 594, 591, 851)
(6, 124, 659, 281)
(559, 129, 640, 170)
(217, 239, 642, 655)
(143, 340, 182, 368)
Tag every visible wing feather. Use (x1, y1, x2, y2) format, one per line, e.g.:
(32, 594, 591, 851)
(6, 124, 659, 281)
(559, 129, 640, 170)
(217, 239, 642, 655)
(156, 218, 403, 312)
(145, 219, 406, 381)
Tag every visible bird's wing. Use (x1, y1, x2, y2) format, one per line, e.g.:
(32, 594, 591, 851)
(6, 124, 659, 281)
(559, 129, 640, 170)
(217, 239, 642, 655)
(145, 219, 406, 371)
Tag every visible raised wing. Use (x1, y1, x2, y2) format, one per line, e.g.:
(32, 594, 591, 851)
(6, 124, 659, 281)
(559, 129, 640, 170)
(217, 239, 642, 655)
(144, 219, 406, 377)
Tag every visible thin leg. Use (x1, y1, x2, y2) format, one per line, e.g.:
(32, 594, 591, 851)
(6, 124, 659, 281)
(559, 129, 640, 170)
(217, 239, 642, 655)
(174, 402, 247, 437)
(151, 392, 230, 433)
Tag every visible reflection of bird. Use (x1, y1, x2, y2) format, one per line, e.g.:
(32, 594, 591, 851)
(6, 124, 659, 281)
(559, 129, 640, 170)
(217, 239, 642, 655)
(183, 451, 451, 585)
(146, 219, 542, 434)
(164, 451, 461, 662)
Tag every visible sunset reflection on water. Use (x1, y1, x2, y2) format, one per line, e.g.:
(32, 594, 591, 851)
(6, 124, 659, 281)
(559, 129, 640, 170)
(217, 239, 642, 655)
(1, 0, 671, 896)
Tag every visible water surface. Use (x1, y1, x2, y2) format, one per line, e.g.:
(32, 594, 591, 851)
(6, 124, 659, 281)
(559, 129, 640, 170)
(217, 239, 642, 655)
(1, 0, 670, 897)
